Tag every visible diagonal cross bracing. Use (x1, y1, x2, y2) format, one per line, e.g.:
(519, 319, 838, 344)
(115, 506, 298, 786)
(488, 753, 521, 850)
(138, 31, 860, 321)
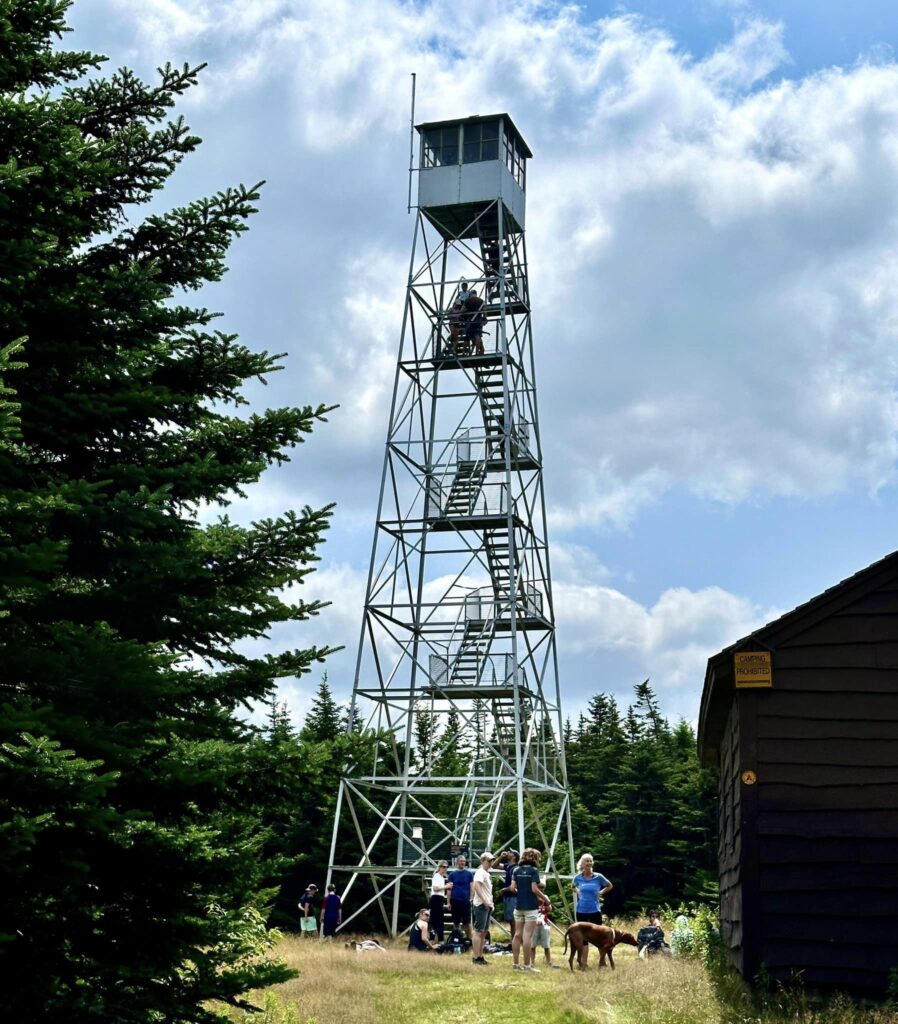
(327, 193, 573, 934)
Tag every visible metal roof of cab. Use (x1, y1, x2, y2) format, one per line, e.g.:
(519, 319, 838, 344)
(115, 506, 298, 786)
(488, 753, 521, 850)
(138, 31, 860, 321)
(415, 112, 533, 159)
(697, 548, 898, 766)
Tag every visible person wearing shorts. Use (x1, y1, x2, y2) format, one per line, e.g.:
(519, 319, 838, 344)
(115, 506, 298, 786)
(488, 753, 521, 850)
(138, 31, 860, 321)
(499, 849, 518, 940)
(532, 898, 559, 968)
(471, 852, 495, 965)
(448, 855, 474, 938)
(510, 848, 547, 972)
(298, 883, 319, 937)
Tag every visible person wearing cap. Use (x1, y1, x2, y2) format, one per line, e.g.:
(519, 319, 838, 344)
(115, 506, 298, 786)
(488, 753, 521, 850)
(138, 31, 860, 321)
(471, 852, 495, 965)
(298, 883, 319, 937)
(499, 849, 519, 940)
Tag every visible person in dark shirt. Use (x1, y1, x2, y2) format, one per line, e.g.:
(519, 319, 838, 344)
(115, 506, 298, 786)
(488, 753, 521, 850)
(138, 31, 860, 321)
(298, 884, 319, 937)
(499, 849, 519, 941)
(462, 290, 486, 356)
(408, 908, 437, 951)
(510, 847, 548, 972)
(448, 855, 474, 939)
(321, 884, 342, 939)
(637, 911, 671, 957)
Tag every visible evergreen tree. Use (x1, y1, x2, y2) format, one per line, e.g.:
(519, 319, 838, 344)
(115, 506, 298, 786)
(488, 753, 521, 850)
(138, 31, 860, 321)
(603, 682, 672, 903)
(629, 678, 666, 739)
(0, 6, 333, 1019)
(302, 675, 342, 742)
(562, 680, 720, 913)
(413, 701, 436, 770)
(266, 700, 295, 742)
(432, 709, 468, 777)
(664, 719, 719, 902)
(471, 698, 489, 773)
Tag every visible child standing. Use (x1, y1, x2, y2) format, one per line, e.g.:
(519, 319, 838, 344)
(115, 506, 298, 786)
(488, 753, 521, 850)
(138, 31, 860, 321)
(532, 896, 560, 969)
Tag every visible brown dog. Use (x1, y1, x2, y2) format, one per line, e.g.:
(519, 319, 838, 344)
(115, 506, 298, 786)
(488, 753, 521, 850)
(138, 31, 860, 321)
(563, 923, 638, 971)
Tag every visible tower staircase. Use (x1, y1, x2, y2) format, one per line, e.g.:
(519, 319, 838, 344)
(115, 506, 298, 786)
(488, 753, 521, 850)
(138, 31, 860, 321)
(484, 527, 517, 612)
(448, 618, 492, 685)
(442, 459, 487, 517)
(473, 367, 507, 456)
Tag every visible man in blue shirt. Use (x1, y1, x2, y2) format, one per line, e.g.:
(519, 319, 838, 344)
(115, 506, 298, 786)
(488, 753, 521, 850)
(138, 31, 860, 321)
(448, 855, 474, 939)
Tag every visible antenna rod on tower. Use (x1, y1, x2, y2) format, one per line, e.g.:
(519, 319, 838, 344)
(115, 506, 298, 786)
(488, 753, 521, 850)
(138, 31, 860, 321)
(407, 73, 416, 213)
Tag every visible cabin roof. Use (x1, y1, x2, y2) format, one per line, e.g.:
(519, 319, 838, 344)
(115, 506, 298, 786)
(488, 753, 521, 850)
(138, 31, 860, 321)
(697, 548, 898, 764)
(415, 112, 533, 158)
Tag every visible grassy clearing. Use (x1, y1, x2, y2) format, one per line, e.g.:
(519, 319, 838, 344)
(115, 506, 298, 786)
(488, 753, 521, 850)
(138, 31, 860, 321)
(228, 928, 898, 1024)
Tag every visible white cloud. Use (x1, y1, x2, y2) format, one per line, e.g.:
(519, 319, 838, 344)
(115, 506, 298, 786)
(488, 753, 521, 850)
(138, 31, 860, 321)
(554, 574, 780, 717)
(94, 2, 898, 528)
(68, 1, 898, 722)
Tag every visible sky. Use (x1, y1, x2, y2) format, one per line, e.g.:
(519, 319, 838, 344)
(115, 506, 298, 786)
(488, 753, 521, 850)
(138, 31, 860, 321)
(66, 0, 898, 727)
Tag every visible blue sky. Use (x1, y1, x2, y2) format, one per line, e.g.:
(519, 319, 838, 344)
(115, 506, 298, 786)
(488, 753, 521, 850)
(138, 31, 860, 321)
(67, 0, 898, 724)
(586, 0, 897, 74)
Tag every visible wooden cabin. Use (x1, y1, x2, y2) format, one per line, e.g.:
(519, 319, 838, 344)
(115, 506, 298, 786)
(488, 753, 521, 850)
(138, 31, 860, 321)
(698, 552, 898, 994)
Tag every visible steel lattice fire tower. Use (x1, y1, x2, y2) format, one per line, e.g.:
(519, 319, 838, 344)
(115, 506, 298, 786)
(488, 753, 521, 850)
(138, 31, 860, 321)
(326, 114, 573, 934)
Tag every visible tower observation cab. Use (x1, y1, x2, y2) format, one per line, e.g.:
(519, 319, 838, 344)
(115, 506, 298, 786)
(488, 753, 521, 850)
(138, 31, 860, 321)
(326, 112, 572, 937)
(417, 114, 530, 238)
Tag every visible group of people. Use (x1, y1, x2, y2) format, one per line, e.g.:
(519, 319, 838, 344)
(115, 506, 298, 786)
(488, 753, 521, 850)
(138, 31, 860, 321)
(412, 848, 554, 970)
(445, 280, 486, 356)
(297, 883, 342, 939)
(413, 849, 682, 969)
(299, 852, 690, 967)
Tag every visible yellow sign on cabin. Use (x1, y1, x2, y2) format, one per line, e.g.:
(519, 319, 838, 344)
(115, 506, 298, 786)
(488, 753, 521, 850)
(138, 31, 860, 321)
(734, 650, 772, 688)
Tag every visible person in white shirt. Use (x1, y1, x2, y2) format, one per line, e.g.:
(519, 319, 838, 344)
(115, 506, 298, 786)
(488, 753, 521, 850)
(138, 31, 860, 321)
(471, 852, 495, 965)
(428, 861, 451, 940)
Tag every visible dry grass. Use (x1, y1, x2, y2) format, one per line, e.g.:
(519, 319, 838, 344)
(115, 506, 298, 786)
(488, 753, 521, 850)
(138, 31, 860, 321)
(227, 927, 898, 1024)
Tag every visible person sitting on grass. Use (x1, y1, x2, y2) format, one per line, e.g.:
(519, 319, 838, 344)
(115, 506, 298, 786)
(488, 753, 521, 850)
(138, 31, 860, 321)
(532, 895, 560, 969)
(637, 911, 671, 958)
(408, 908, 438, 952)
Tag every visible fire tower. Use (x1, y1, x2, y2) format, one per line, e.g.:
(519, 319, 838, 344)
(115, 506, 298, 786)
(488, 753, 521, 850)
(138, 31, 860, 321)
(326, 114, 573, 934)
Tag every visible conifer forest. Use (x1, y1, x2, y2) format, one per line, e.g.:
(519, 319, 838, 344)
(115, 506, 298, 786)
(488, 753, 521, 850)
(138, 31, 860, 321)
(0, 4, 715, 1020)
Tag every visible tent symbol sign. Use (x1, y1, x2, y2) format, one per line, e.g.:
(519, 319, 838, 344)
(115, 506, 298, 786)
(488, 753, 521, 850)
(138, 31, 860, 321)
(734, 650, 773, 688)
